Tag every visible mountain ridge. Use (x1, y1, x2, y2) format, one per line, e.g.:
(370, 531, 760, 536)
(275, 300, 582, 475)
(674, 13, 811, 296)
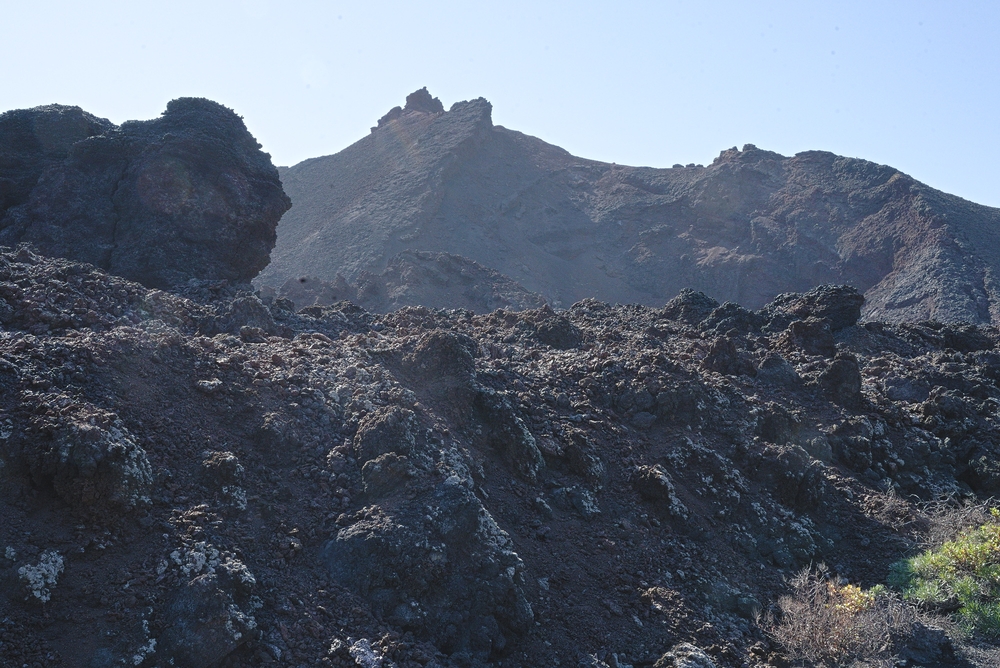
(261, 90, 1000, 325)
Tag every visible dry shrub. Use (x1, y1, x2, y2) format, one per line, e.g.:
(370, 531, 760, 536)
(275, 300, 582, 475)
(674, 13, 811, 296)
(864, 490, 997, 549)
(865, 488, 924, 538)
(917, 496, 997, 550)
(767, 564, 916, 667)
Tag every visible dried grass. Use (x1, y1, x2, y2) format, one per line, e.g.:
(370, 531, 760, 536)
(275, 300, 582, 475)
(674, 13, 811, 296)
(917, 496, 997, 550)
(864, 489, 998, 549)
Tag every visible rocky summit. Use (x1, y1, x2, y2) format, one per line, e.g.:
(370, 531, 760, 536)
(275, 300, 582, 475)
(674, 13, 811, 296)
(0, 99, 290, 289)
(262, 89, 1000, 324)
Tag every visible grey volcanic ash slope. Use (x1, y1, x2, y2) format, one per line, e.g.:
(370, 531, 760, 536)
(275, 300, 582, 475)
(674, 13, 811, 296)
(262, 89, 1000, 324)
(0, 99, 291, 289)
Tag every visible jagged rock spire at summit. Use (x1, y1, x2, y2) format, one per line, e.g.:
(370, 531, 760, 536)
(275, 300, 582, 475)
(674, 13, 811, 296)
(372, 86, 446, 131)
(264, 89, 1000, 325)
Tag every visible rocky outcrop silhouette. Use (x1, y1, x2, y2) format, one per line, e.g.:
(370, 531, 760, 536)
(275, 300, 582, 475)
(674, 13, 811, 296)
(262, 90, 1000, 323)
(0, 99, 290, 289)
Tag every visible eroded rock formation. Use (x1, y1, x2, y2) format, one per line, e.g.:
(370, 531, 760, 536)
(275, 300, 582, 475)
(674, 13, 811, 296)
(0, 99, 290, 288)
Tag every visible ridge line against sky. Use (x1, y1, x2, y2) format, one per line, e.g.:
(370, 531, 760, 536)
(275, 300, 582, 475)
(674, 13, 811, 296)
(4, 1, 999, 207)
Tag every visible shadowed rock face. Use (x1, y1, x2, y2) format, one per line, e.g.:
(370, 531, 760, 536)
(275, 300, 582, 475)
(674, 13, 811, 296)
(0, 105, 114, 214)
(0, 98, 290, 288)
(262, 89, 1000, 324)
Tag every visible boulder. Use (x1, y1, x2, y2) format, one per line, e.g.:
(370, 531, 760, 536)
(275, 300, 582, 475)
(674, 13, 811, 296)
(780, 317, 837, 357)
(0, 105, 113, 217)
(701, 336, 756, 376)
(765, 285, 865, 331)
(158, 567, 258, 668)
(654, 643, 717, 668)
(353, 406, 417, 464)
(322, 478, 533, 661)
(10, 396, 152, 511)
(662, 289, 719, 326)
(817, 352, 863, 406)
(536, 314, 582, 349)
(756, 352, 800, 386)
(0, 98, 290, 289)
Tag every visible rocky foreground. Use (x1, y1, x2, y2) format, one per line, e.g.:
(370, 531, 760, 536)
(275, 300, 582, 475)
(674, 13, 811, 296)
(3, 246, 1000, 666)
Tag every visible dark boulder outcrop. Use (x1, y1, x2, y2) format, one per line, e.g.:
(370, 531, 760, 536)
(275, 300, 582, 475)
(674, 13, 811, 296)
(817, 352, 864, 407)
(662, 289, 720, 326)
(0, 105, 113, 216)
(536, 314, 582, 349)
(6, 395, 151, 512)
(780, 317, 837, 357)
(0, 98, 290, 288)
(765, 285, 865, 331)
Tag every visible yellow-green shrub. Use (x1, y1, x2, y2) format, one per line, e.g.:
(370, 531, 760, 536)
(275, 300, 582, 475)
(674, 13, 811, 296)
(890, 509, 1000, 637)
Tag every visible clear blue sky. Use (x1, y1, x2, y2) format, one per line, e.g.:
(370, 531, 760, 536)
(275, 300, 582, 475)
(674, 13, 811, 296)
(4, 1, 999, 206)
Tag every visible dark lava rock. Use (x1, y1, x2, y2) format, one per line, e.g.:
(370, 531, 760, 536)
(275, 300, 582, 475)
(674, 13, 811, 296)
(662, 289, 720, 326)
(474, 387, 545, 481)
(322, 476, 533, 662)
(780, 317, 837, 357)
(701, 302, 765, 335)
(0, 98, 290, 288)
(653, 643, 717, 668)
(8, 260, 1000, 667)
(701, 336, 756, 376)
(536, 314, 582, 349)
(201, 451, 244, 487)
(353, 406, 417, 464)
(766, 285, 865, 331)
(755, 402, 800, 445)
(8, 397, 151, 512)
(817, 352, 863, 407)
(0, 105, 113, 216)
(756, 352, 800, 386)
(158, 567, 258, 668)
(894, 622, 962, 667)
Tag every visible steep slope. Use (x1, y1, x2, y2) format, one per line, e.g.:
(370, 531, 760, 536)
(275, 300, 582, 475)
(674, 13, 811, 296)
(261, 89, 1000, 324)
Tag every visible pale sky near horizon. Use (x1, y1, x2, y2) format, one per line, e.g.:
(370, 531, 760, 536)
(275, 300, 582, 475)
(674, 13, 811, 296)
(4, 1, 998, 206)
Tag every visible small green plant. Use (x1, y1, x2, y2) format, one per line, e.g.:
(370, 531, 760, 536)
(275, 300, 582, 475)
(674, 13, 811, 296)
(890, 507, 1000, 637)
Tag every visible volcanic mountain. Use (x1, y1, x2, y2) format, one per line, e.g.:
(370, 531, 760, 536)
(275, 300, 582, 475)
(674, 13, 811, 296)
(260, 88, 1000, 324)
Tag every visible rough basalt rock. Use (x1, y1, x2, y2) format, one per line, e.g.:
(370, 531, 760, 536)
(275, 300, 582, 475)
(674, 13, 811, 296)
(8, 396, 151, 512)
(8, 251, 1000, 667)
(764, 284, 865, 331)
(0, 98, 290, 288)
(0, 105, 113, 216)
